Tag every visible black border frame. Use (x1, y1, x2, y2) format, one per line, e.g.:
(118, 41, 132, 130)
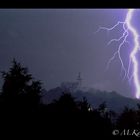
(1, 0, 140, 8)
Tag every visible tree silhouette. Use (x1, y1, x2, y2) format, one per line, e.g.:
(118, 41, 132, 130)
(136, 104, 140, 127)
(98, 101, 107, 117)
(78, 97, 91, 112)
(52, 92, 78, 112)
(0, 59, 42, 112)
(116, 106, 138, 129)
(1, 59, 32, 96)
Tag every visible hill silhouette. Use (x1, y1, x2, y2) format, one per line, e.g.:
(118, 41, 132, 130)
(42, 86, 140, 112)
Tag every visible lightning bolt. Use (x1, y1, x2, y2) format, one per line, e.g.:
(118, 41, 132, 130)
(127, 9, 140, 99)
(95, 9, 140, 99)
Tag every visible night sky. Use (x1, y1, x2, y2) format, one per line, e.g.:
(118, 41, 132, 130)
(0, 9, 139, 98)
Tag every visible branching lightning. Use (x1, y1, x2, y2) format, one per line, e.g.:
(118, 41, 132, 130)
(95, 9, 140, 99)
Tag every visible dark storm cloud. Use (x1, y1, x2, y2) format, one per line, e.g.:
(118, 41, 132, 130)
(0, 9, 133, 97)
